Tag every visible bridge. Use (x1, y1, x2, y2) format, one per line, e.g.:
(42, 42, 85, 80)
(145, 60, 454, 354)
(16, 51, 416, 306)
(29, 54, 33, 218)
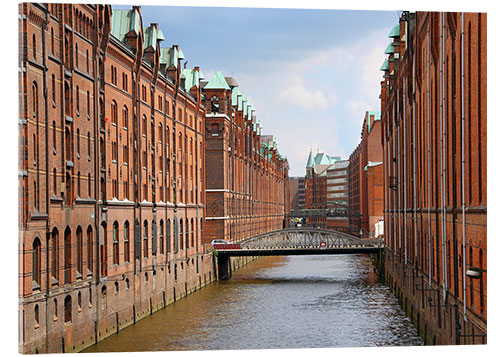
(213, 228, 384, 279)
(287, 207, 361, 218)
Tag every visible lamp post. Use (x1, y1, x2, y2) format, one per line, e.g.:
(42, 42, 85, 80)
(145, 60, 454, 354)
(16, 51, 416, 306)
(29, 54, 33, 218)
(466, 266, 486, 279)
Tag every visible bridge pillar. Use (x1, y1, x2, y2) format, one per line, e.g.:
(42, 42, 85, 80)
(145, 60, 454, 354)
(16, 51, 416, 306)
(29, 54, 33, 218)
(216, 254, 232, 280)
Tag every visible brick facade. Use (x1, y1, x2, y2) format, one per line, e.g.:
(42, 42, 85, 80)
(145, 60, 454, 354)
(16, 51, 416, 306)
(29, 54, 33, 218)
(380, 11, 487, 345)
(18, 3, 289, 353)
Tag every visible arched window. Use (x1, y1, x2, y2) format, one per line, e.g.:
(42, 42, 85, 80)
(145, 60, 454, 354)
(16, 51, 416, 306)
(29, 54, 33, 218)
(78, 291, 82, 309)
(76, 128, 80, 157)
(185, 219, 189, 249)
(87, 91, 90, 119)
(86, 50, 89, 73)
(34, 304, 40, 325)
(64, 227, 71, 284)
(51, 74, 56, 104)
(51, 27, 54, 55)
(51, 228, 59, 282)
(87, 225, 93, 274)
(53, 298, 58, 319)
(52, 168, 57, 196)
(159, 220, 164, 255)
(100, 222, 107, 277)
(167, 219, 171, 253)
(88, 173, 91, 198)
(87, 131, 91, 159)
(32, 237, 41, 289)
(64, 295, 72, 322)
(75, 43, 79, 68)
(179, 219, 183, 250)
(142, 115, 147, 136)
(143, 220, 148, 258)
(111, 100, 117, 125)
(124, 221, 130, 263)
(191, 218, 195, 248)
(32, 34, 36, 60)
(113, 221, 119, 265)
(122, 106, 128, 129)
(64, 81, 71, 116)
(76, 86, 80, 115)
(76, 226, 83, 277)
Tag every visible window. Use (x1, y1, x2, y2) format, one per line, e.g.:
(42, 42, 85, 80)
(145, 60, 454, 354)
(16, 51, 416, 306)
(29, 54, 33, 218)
(64, 295, 72, 323)
(122, 106, 128, 129)
(113, 221, 119, 265)
(167, 219, 171, 253)
(33, 34, 36, 60)
(51, 228, 59, 282)
(75, 43, 79, 68)
(86, 50, 89, 73)
(32, 238, 41, 289)
(34, 304, 40, 325)
(87, 225, 93, 275)
(52, 74, 56, 104)
(88, 173, 91, 198)
(53, 168, 57, 196)
(64, 227, 71, 284)
(179, 219, 183, 250)
(159, 220, 164, 255)
(185, 219, 189, 249)
(76, 226, 83, 276)
(87, 91, 90, 119)
(100, 222, 107, 277)
(124, 221, 130, 263)
(87, 131, 91, 159)
(191, 218, 195, 248)
(143, 220, 148, 258)
(51, 28, 54, 55)
(111, 100, 117, 125)
(76, 86, 80, 115)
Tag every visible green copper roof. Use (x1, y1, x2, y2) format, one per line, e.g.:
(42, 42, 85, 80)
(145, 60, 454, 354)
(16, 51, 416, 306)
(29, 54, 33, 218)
(182, 68, 204, 91)
(384, 42, 395, 54)
(178, 49, 185, 60)
(157, 29, 165, 41)
(380, 59, 390, 71)
(205, 70, 230, 90)
(111, 9, 141, 43)
(231, 86, 241, 106)
(160, 47, 178, 68)
(143, 26, 163, 51)
(306, 149, 314, 168)
(389, 24, 400, 38)
(238, 94, 247, 112)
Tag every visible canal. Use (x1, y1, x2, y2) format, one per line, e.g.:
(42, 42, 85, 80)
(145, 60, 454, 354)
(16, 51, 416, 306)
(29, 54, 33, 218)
(84, 254, 423, 352)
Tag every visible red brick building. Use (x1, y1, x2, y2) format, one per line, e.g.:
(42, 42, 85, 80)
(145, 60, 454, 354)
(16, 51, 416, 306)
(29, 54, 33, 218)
(348, 111, 384, 237)
(18, 4, 289, 353)
(304, 149, 340, 228)
(380, 11, 486, 345)
(202, 73, 289, 243)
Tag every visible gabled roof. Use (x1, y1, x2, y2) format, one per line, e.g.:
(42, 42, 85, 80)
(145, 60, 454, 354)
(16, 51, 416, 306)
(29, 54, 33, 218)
(111, 8, 141, 43)
(205, 70, 230, 90)
(384, 42, 395, 54)
(182, 68, 205, 91)
(306, 149, 314, 168)
(389, 24, 400, 38)
(380, 59, 390, 71)
(160, 46, 179, 68)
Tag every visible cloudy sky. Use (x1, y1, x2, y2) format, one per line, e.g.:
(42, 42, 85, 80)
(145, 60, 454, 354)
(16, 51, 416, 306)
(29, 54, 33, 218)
(114, 3, 399, 176)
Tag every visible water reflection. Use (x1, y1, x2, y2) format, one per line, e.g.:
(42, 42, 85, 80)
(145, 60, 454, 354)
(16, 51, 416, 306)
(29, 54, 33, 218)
(84, 254, 423, 352)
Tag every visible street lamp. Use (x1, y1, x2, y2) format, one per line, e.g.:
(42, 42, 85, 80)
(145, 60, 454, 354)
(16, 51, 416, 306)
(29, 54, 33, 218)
(466, 266, 486, 279)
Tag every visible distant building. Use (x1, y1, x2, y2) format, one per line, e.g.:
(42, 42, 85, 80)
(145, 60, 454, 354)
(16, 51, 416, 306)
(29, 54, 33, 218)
(348, 111, 383, 237)
(326, 160, 349, 232)
(304, 149, 340, 228)
(290, 176, 305, 209)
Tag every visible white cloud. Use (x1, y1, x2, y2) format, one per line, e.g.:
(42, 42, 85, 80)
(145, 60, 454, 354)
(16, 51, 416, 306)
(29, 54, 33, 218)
(279, 83, 328, 109)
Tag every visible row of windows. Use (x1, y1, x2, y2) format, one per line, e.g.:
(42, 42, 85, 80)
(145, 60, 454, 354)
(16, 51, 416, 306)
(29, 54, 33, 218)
(31, 217, 204, 291)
